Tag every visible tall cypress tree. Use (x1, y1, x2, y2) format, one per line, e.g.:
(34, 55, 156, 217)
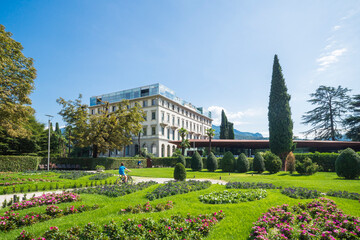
(268, 55, 294, 167)
(220, 110, 229, 139)
(228, 122, 235, 139)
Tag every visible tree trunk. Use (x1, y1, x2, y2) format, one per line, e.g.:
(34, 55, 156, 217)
(329, 99, 335, 140)
(138, 132, 141, 155)
(92, 144, 98, 158)
(209, 137, 212, 153)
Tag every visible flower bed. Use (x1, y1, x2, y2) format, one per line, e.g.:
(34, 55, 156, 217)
(89, 173, 114, 180)
(74, 181, 157, 197)
(281, 187, 323, 199)
(10, 192, 80, 210)
(146, 180, 212, 201)
(199, 189, 267, 204)
(0, 204, 99, 232)
(119, 200, 174, 214)
(17, 210, 225, 239)
(250, 198, 360, 239)
(226, 182, 281, 189)
(58, 171, 95, 180)
(327, 190, 360, 201)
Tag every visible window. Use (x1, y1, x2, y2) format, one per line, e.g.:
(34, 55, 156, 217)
(172, 129, 175, 140)
(182, 109, 184, 114)
(143, 127, 147, 136)
(167, 114, 170, 122)
(167, 128, 170, 139)
(177, 118, 180, 126)
(177, 107, 180, 112)
(141, 89, 149, 97)
(161, 112, 165, 121)
(143, 100, 148, 107)
(151, 99, 156, 106)
(161, 127, 165, 135)
(151, 111, 156, 120)
(143, 112, 147, 121)
(182, 120, 184, 128)
(152, 126, 156, 135)
(91, 109, 94, 115)
(172, 116, 175, 125)
(172, 104, 175, 110)
(167, 102, 170, 108)
(112, 106, 116, 112)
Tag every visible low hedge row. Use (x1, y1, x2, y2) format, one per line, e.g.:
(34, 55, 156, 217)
(0, 156, 42, 172)
(294, 152, 339, 172)
(40, 157, 145, 170)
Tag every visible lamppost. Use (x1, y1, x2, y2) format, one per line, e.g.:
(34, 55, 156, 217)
(45, 115, 53, 171)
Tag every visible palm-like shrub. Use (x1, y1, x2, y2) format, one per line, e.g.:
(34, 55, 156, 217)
(335, 148, 360, 179)
(191, 151, 203, 171)
(207, 152, 218, 172)
(253, 152, 265, 173)
(177, 155, 186, 166)
(221, 151, 235, 172)
(236, 153, 249, 173)
(285, 152, 296, 174)
(263, 151, 282, 174)
(174, 163, 186, 181)
(296, 157, 318, 175)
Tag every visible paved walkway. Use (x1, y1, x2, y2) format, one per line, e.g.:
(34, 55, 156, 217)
(0, 177, 227, 204)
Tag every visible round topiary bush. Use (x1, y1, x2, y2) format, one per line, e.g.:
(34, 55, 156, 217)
(253, 152, 265, 173)
(236, 153, 249, 173)
(285, 152, 296, 174)
(335, 148, 360, 179)
(177, 155, 186, 166)
(221, 151, 235, 172)
(191, 151, 203, 171)
(207, 152, 218, 172)
(174, 163, 186, 181)
(263, 151, 282, 174)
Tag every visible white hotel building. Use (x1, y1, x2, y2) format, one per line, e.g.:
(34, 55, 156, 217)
(89, 84, 213, 157)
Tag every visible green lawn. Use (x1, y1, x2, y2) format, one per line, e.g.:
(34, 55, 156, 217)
(0, 169, 359, 239)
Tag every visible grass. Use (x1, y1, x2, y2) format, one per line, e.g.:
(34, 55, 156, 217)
(0, 169, 359, 239)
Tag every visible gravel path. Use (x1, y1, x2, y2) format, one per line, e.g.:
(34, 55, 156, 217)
(0, 177, 227, 204)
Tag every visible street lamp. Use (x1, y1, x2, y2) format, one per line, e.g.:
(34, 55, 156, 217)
(45, 115, 53, 171)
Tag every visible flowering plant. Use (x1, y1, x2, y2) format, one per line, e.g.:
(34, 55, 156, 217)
(199, 189, 267, 204)
(119, 201, 174, 214)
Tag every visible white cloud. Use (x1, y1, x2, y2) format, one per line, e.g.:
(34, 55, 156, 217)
(207, 106, 265, 127)
(316, 48, 347, 72)
(333, 25, 341, 31)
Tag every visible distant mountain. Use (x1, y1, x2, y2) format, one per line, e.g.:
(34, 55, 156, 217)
(212, 125, 264, 140)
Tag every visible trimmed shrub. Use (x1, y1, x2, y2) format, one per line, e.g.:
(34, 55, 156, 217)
(294, 152, 338, 172)
(221, 151, 235, 172)
(253, 153, 265, 173)
(177, 155, 186, 166)
(174, 163, 186, 181)
(296, 157, 318, 175)
(285, 152, 296, 174)
(0, 156, 41, 172)
(236, 153, 249, 173)
(191, 151, 203, 171)
(335, 148, 360, 179)
(263, 151, 282, 174)
(206, 152, 218, 172)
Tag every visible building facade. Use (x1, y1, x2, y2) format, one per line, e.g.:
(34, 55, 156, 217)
(89, 84, 213, 157)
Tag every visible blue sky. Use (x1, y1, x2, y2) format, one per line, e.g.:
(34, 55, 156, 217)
(1, 1, 359, 137)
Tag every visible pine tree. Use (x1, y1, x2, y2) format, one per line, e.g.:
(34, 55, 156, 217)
(268, 55, 294, 167)
(344, 94, 360, 141)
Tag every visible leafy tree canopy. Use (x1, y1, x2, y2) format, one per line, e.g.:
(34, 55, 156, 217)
(0, 25, 36, 137)
(344, 94, 360, 141)
(57, 95, 144, 158)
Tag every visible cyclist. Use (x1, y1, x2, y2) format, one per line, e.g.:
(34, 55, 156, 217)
(119, 163, 131, 183)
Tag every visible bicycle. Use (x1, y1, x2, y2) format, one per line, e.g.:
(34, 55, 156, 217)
(115, 175, 133, 185)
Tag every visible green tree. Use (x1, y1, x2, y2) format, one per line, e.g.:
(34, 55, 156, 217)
(302, 85, 351, 140)
(174, 163, 186, 181)
(228, 123, 235, 139)
(335, 148, 360, 179)
(220, 110, 229, 139)
(205, 128, 215, 153)
(179, 128, 189, 155)
(221, 151, 235, 172)
(268, 55, 294, 167)
(253, 152, 265, 173)
(57, 95, 144, 158)
(344, 94, 360, 141)
(0, 25, 37, 138)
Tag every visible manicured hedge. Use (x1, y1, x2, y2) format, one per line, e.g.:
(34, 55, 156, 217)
(294, 152, 339, 172)
(41, 157, 145, 170)
(0, 155, 42, 172)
